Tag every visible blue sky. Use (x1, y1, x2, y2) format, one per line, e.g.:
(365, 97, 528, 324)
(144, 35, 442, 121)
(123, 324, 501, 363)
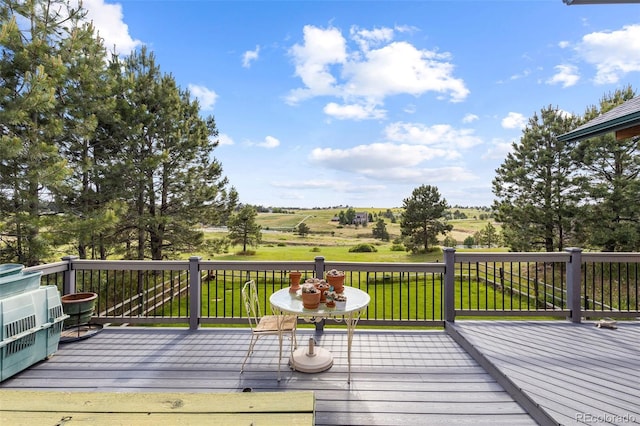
(82, 0, 640, 208)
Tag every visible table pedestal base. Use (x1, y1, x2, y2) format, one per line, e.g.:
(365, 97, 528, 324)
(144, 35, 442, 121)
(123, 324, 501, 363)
(290, 342, 333, 373)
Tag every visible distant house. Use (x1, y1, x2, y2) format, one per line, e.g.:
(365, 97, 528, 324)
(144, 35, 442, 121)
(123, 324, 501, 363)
(354, 212, 368, 225)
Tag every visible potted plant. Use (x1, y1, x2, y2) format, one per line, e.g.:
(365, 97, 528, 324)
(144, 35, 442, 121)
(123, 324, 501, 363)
(316, 280, 330, 303)
(324, 290, 336, 308)
(334, 293, 347, 310)
(289, 271, 302, 293)
(325, 269, 345, 293)
(300, 283, 321, 309)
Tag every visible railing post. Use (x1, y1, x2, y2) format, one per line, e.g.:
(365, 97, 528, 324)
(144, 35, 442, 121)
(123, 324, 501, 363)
(444, 247, 456, 323)
(565, 247, 582, 323)
(61, 255, 77, 295)
(314, 256, 326, 331)
(314, 256, 325, 279)
(189, 256, 202, 330)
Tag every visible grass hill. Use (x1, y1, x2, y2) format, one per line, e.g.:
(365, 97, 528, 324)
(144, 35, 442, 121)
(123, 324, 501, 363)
(256, 207, 496, 245)
(202, 207, 501, 261)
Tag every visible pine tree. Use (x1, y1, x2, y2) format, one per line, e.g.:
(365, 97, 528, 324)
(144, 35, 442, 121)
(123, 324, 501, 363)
(112, 48, 230, 260)
(400, 185, 452, 253)
(0, 0, 83, 265)
(227, 206, 262, 253)
(492, 106, 581, 252)
(574, 86, 640, 251)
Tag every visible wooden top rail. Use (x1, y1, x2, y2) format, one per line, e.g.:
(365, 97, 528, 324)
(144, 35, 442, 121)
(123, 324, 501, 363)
(0, 390, 315, 426)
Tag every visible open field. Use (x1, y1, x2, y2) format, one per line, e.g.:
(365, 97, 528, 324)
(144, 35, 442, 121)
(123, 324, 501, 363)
(202, 207, 503, 261)
(257, 207, 495, 242)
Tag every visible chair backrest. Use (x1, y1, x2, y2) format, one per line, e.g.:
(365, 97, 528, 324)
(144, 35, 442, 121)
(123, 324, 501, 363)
(241, 280, 261, 329)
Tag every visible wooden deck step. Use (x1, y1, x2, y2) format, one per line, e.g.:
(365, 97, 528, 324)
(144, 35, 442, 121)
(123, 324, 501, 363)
(0, 389, 315, 425)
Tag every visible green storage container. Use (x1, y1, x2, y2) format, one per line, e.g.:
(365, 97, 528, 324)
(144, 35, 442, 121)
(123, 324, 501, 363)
(0, 270, 42, 298)
(0, 285, 67, 382)
(0, 264, 23, 278)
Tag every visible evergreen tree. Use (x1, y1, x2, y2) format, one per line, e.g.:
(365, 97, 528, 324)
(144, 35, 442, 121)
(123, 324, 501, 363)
(227, 206, 261, 252)
(573, 87, 640, 251)
(400, 185, 452, 253)
(345, 207, 356, 225)
(492, 106, 581, 252)
(53, 20, 122, 259)
(297, 222, 311, 237)
(0, 0, 82, 265)
(463, 236, 475, 248)
(477, 222, 499, 248)
(110, 48, 230, 260)
(372, 218, 390, 241)
(443, 235, 457, 248)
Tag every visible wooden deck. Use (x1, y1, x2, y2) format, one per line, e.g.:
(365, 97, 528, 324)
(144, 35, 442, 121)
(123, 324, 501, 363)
(450, 320, 640, 426)
(1, 321, 638, 425)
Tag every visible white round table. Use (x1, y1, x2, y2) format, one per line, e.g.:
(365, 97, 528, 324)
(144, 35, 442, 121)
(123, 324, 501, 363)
(270, 286, 370, 383)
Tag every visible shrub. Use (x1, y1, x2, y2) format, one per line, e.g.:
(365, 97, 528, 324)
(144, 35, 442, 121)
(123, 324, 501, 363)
(311, 247, 321, 252)
(390, 244, 405, 251)
(349, 243, 378, 253)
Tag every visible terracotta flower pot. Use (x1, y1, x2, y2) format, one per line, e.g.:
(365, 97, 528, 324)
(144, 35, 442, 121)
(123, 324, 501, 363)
(289, 271, 302, 293)
(316, 282, 329, 302)
(326, 274, 345, 293)
(301, 291, 321, 309)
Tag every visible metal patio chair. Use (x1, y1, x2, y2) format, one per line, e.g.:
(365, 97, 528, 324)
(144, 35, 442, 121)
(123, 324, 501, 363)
(240, 280, 297, 379)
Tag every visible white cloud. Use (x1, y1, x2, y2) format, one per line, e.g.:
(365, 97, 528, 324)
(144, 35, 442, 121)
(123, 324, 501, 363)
(482, 138, 513, 160)
(217, 133, 234, 146)
(576, 24, 640, 84)
(403, 104, 417, 114)
(80, 0, 142, 55)
(272, 179, 385, 193)
(287, 25, 469, 111)
(343, 41, 469, 102)
(308, 143, 477, 183)
(310, 143, 448, 171)
(383, 122, 482, 150)
(257, 136, 280, 149)
(188, 84, 218, 110)
(547, 64, 580, 88)
(558, 41, 570, 49)
(323, 102, 386, 120)
(307, 121, 483, 179)
(462, 113, 479, 123)
(350, 25, 394, 51)
(501, 112, 527, 130)
(509, 69, 531, 81)
(243, 45, 260, 68)
(287, 25, 347, 102)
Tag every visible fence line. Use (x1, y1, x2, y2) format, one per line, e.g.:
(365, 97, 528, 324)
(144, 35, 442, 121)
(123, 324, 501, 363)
(24, 249, 640, 329)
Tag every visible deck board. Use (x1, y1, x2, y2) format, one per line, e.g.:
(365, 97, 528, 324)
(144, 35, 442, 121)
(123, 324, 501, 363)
(0, 389, 315, 425)
(0, 327, 536, 426)
(452, 320, 640, 426)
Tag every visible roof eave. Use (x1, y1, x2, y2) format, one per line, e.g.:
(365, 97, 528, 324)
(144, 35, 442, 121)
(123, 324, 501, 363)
(557, 112, 640, 142)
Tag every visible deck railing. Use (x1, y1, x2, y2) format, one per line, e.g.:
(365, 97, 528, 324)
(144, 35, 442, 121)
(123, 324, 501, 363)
(24, 248, 640, 329)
